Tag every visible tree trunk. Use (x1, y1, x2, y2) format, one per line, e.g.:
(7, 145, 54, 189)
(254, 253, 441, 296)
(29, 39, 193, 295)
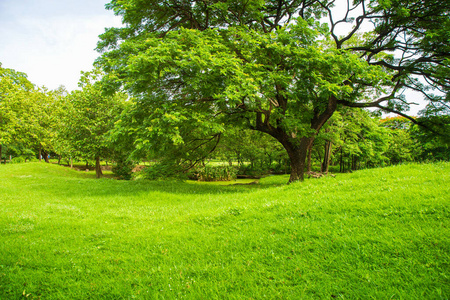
(321, 140, 332, 174)
(282, 137, 314, 183)
(43, 151, 49, 163)
(39, 146, 42, 161)
(58, 155, 61, 165)
(306, 142, 313, 173)
(95, 156, 103, 178)
(352, 155, 358, 171)
(253, 95, 337, 183)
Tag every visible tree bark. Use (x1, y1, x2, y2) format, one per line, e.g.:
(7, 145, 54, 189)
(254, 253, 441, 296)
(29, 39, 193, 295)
(252, 95, 337, 183)
(352, 155, 358, 171)
(321, 140, 332, 174)
(95, 156, 103, 178)
(306, 142, 313, 173)
(280, 136, 315, 183)
(42, 151, 49, 163)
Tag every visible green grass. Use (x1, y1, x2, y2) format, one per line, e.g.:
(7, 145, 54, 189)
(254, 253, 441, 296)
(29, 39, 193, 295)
(0, 162, 449, 299)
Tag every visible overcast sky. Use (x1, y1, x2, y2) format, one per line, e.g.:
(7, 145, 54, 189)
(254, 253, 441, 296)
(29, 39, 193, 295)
(0, 0, 122, 91)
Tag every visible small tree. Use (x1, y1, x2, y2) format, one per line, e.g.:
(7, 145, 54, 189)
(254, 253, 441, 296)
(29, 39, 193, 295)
(60, 70, 126, 178)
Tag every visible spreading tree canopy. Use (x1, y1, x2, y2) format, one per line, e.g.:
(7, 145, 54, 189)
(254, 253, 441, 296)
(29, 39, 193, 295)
(96, 0, 450, 182)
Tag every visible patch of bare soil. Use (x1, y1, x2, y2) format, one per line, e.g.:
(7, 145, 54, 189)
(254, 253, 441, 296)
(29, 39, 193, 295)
(306, 171, 336, 178)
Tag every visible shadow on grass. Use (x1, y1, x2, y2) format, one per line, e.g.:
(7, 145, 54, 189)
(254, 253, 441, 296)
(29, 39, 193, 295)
(3, 162, 289, 200)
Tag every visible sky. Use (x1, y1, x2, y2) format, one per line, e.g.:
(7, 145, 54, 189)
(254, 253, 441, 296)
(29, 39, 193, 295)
(0, 0, 122, 91)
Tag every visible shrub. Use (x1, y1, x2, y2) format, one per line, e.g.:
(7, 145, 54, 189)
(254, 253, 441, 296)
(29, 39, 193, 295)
(237, 164, 270, 178)
(140, 160, 187, 181)
(8, 156, 38, 164)
(10, 156, 26, 164)
(189, 165, 238, 181)
(112, 159, 135, 180)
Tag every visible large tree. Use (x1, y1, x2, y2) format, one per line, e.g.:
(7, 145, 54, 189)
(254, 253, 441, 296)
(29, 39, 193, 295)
(96, 0, 449, 182)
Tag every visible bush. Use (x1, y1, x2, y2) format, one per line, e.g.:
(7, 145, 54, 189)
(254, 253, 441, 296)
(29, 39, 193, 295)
(237, 164, 270, 178)
(10, 156, 26, 164)
(140, 160, 187, 181)
(188, 165, 238, 181)
(9, 156, 38, 164)
(112, 159, 135, 180)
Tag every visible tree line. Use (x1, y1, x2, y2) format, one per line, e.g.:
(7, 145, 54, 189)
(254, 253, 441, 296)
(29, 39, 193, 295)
(1, 62, 448, 180)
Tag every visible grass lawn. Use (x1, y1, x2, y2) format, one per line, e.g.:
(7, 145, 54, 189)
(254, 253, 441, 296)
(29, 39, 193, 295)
(0, 162, 449, 299)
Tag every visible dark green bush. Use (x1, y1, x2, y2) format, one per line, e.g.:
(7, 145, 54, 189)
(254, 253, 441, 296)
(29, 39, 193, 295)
(140, 160, 187, 181)
(10, 156, 26, 164)
(188, 165, 238, 181)
(112, 159, 135, 180)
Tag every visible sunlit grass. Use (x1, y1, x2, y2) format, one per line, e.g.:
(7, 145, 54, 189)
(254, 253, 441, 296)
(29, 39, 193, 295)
(0, 162, 449, 299)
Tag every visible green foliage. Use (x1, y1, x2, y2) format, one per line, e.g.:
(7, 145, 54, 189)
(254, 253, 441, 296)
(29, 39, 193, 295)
(379, 117, 417, 164)
(0, 64, 33, 155)
(315, 108, 392, 171)
(9, 156, 26, 164)
(188, 164, 238, 181)
(216, 129, 288, 176)
(410, 115, 450, 161)
(139, 159, 187, 181)
(384, 128, 415, 163)
(0, 162, 449, 298)
(96, 0, 450, 182)
(59, 69, 127, 177)
(9, 156, 38, 164)
(111, 159, 134, 180)
(61, 70, 124, 160)
(96, 1, 407, 182)
(0, 63, 66, 162)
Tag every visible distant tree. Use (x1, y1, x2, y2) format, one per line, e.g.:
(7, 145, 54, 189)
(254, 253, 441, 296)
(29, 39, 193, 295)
(0, 64, 68, 164)
(325, 108, 390, 172)
(23, 87, 64, 162)
(410, 115, 450, 161)
(61, 70, 126, 178)
(216, 128, 288, 175)
(0, 63, 35, 162)
(97, 0, 450, 183)
(379, 116, 416, 164)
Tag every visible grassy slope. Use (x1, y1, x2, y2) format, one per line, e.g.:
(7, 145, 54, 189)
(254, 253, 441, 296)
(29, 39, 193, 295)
(0, 162, 449, 299)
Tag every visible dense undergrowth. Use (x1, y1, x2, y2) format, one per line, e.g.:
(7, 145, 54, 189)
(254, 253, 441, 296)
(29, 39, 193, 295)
(0, 162, 449, 299)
